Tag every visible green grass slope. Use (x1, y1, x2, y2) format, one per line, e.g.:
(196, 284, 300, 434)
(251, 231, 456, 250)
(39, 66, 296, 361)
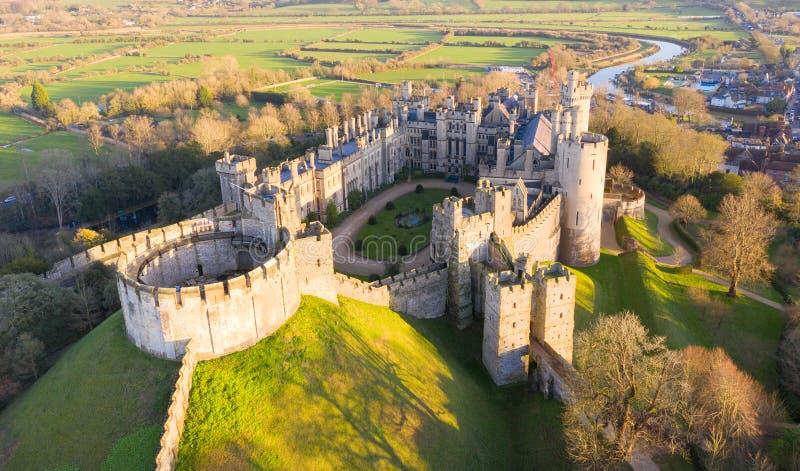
(0, 312, 179, 471)
(615, 209, 674, 257)
(177, 296, 566, 470)
(573, 251, 783, 390)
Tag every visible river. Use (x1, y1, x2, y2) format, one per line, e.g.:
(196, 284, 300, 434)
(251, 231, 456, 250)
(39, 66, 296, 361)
(588, 39, 688, 93)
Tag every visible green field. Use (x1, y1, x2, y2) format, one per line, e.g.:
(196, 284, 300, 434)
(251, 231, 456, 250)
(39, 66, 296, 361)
(301, 50, 398, 63)
(447, 34, 578, 46)
(615, 209, 674, 257)
(0, 312, 179, 471)
(411, 45, 544, 66)
(268, 78, 371, 100)
(177, 295, 566, 469)
(357, 67, 485, 84)
(0, 112, 43, 146)
(21, 72, 175, 104)
(337, 28, 444, 44)
(356, 188, 450, 260)
(573, 251, 783, 390)
(311, 41, 420, 52)
(0, 132, 103, 189)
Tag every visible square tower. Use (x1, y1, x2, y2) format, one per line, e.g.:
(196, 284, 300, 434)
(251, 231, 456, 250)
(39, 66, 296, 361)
(215, 152, 257, 209)
(482, 271, 533, 385)
(532, 263, 576, 364)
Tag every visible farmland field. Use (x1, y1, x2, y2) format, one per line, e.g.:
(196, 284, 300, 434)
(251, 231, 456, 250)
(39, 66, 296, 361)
(447, 34, 579, 46)
(411, 45, 545, 66)
(270, 79, 371, 100)
(357, 67, 485, 84)
(309, 41, 420, 52)
(336, 28, 444, 44)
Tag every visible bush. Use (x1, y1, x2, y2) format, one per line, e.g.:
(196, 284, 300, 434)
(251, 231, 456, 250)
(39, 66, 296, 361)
(367, 273, 381, 282)
(671, 220, 701, 253)
(347, 190, 363, 211)
(385, 201, 395, 211)
(415, 184, 424, 193)
(398, 243, 408, 256)
(326, 200, 338, 226)
(304, 211, 319, 223)
(367, 215, 376, 225)
(0, 256, 49, 275)
(354, 239, 363, 251)
(450, 187, 460, 197)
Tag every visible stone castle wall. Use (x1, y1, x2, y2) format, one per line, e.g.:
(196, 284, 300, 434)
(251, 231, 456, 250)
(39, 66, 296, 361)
(154, 340, 212, 471)
(294, 223, 339, 305)
(117, 231, 304, 360)
(45, 203, 237, 280)
(506, 194, 562, 262)
(603, 184, 646, 222)
(334, 264, 448, 319)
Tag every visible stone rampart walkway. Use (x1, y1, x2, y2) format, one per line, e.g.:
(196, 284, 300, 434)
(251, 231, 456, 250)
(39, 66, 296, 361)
(332, 179, 474, 277)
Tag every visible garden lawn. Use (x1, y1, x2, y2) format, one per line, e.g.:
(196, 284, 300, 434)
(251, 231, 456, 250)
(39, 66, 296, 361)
(0, 112, 43, 146)
(177, 296, 566, 469)
(356, 188, 450, 260)
(573, 251, 784, 390)
(614, 209, 674, 257)
(0, 311, 179, 471)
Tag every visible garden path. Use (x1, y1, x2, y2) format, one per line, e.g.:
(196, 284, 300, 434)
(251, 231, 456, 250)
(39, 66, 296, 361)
(646, 203, 785, 312)
(332, 178, 474, 277)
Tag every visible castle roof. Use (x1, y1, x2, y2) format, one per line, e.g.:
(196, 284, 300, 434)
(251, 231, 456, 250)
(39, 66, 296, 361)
(516, 113, 552, 156)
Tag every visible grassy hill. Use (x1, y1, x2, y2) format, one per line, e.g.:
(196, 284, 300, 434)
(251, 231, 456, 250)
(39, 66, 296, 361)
(573, 251, 784, 390)
(0, 312, 179, 471)
(177, 296, 566, 470)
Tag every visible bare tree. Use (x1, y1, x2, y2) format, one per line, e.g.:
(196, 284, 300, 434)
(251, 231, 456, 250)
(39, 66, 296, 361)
(742, 172, 783, 213)
(669, 194, 707, 225)
(86, 124, 103, 156)
(305, 107, 321, 133)
(320, 99, 340, 129)
(701, 192, 776, 296)
(244, 110, 287, 153)
(672, 87, 707, 121)
(122, 115, 155, 158)
(280, 103, 303, 136)
(191, 109, 238, 154)
(566, 312, 686, 466)
(35, 149, 77, 228)
(608, 164, 634, 187)
(682, 346, 784, 469)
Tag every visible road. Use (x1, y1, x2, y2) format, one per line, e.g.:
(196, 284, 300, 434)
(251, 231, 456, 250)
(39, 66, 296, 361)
(332, 179, 474, 277)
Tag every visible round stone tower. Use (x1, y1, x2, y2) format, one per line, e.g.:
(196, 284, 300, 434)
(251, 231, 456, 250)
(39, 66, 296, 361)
(556, 133, 608, 267)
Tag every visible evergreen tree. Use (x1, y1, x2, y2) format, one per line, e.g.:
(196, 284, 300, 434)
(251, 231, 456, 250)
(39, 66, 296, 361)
(30, 81, 51, 115)
(196, 85, 213, 108)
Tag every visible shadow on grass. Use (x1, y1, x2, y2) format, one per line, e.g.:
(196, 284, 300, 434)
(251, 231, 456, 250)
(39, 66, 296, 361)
(178, 296, 567, 469)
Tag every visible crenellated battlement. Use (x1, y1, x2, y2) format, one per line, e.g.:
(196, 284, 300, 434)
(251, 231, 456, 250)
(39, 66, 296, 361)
(510, 193, 561, 237)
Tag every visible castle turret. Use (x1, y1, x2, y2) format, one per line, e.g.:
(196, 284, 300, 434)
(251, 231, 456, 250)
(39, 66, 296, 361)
(215, 152, 257, 209)
(556, 133, 608, 266)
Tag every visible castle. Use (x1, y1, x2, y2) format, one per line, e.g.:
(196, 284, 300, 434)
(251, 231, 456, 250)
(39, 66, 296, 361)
(49, 71, 645, 389)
